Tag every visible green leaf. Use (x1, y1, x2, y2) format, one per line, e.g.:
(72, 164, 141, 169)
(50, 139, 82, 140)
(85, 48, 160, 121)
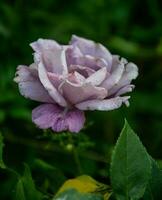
(143, 158, 162, 200)
(33, 159, 66, 193)
(0, 133, 6, 169)
(14, 164, 43, 200)
(22, 164, 43, 200)
(110, 120, 151, 200)
(15, 179, 26, 200)
(53, 189, 104, 200)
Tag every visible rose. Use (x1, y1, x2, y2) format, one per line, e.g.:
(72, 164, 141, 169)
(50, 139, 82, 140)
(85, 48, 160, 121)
(14, 35, 138, 133)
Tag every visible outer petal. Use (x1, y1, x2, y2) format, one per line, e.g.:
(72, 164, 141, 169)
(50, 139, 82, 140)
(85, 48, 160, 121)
(31, 39, 68, 75)
(107, 61, 138, 97)
(14, 65, 53, 103)
(32, 104, 61, 129)
(53, 108, 85, 133)
(115, 85, 135, 96)
(75, 96, 130, 111)
(32, 104, 85, 133)
(30, 38, 60, 53)
(35, 53, 68, 107)
(101, 60, 124, 91)
(70, 35, 112, 70)
(117, 62, 138, 86)
(66, 45, 83, 67)
(35, 48, 68, 75)
(60, 80, 107, 105)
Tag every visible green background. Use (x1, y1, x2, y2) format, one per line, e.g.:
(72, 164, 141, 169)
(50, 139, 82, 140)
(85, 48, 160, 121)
(0, 0, 162, 198)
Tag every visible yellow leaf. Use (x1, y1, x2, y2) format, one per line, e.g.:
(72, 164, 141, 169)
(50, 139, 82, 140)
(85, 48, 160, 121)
(55, 175, 112, 200)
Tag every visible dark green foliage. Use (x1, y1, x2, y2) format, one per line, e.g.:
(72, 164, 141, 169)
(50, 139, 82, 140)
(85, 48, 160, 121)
(0, 133, 6, 169)
(14, 164, 43, 200)
(1, 120, 162, 199)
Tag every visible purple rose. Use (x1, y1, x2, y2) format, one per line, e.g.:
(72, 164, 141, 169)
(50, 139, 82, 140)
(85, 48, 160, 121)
(14, 35, 138, 133)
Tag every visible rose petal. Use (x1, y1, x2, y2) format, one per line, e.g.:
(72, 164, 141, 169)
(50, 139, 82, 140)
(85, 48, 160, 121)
(107, 61, 138, 97)
(37, 48, 68, 75)
(70, 35, 112, 70)
(66, 45, 83, 66)
(75, 55, 108, 70)
(30, 38, 60, 53)
(68, 71, 85, 84)
(69, 65, 95, 77)
(32, 104, 61, 129)
(35, 53, 68, 107)
(118, 62, 138, 85)
(66, 45, 108, 71)
(32, 104, 85, 133)
(53, 108, 85, 132)
(101, 60, 124, 90)
(31, 38, 68, 76)
(115, 84, 135, 96)
(75, 96, 130, 111)
(47, 72, 63, 89)
(85, 67, 107, 86)
(14, 65, 53, 103)
(60, 80, 107, 105)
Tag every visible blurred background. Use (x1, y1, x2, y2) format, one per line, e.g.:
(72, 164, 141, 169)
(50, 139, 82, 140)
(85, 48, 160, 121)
(0, 0, 162, 198)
